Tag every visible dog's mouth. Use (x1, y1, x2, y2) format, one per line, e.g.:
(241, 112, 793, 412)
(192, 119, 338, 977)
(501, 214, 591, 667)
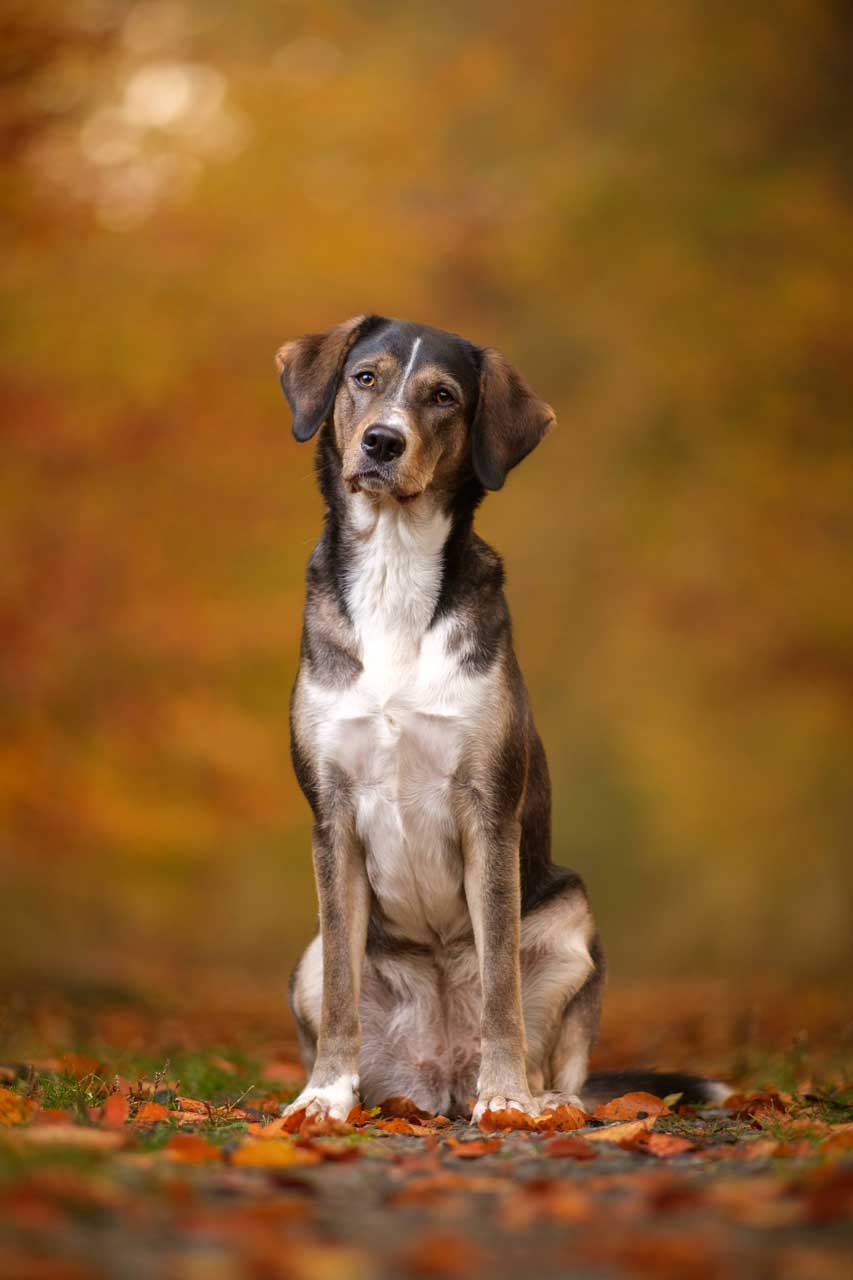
(345, 468, 422, 504)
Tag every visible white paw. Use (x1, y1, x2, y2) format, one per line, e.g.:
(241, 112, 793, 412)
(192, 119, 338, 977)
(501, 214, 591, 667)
(282, 1074, 359, 1122)
(471, 1092, 540, 1125)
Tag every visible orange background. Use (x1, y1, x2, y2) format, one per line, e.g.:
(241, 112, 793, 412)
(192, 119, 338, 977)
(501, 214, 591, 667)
(2, 1, 851, 1003)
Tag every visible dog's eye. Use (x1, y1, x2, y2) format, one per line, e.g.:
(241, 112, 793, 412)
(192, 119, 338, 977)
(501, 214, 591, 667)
(433, 387, 454, 405)
(354, 371, 376, 388)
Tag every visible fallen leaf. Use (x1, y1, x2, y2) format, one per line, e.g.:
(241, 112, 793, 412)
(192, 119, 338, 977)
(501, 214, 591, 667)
(164, 1132, 221, 1163)
(535, 1104, 589, 1132)
(348, 1104, 381, 1125)
(640, 1132, 695, 1157)
(585, 1117, 657, 1144)
(724, 1091, 790, 1127)
(173, 1096, 209, 1115)
(134, 1101, 170, 1124)
(376, 1117, 420, 1136)
(245, 1116, 287, 1138)
(594, 1091, 671, 1121)
(378, 1096, 436, 1124)
(6, 1124, 124, 1149)
(31, 1108, 73, 1126)
(543, 1135, 597, 1160)
(444, 1136, 502, 1158)
(231, 1138, 322, 1168)
(478, 1107, 538, 1132)
(0, 1087, 36, 1126)
(101, 1093, 130, 1127)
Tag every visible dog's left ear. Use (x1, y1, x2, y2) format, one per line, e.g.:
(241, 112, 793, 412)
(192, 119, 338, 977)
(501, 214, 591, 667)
(275, 315, 377, 442)
(471, 348, 556, 491)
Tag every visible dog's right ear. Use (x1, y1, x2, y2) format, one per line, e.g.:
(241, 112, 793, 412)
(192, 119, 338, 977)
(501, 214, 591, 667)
(275, 315, 376, 442)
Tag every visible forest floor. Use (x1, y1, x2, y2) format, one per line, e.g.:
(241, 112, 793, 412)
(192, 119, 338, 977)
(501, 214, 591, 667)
(0, 980, 850, 1280)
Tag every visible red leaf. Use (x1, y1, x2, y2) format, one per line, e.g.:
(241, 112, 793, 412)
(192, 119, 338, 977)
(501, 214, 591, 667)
(101, 1093, 130, 1127)
(543, 1135, 597, 1160)
(164, 1132, 221, 1163)
(593, 1092, 670, 1121)
(640, 1132, 696, 1157)
(134, 1101, 170, 1124)
(445, 1136, 502, 1158)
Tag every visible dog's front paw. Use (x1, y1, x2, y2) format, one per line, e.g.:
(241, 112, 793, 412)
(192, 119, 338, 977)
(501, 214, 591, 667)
(471, 1091, 540, 1125)
(282, 1074, 359, 1122)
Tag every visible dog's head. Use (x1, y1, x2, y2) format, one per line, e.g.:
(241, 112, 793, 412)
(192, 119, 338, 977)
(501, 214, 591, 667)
(276, 315, 555, 500)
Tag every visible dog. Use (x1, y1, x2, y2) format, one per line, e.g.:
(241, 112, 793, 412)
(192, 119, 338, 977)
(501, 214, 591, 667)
(279, 315, 722, 1122)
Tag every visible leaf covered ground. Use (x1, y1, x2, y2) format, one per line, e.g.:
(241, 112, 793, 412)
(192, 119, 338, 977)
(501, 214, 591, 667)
(0, 983, 850, 1279)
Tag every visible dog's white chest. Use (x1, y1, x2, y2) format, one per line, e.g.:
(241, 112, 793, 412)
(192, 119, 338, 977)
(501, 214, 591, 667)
(307, 499, 489, 943)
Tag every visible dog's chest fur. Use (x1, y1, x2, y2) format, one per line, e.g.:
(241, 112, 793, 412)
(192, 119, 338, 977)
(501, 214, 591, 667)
(304, 498, 496, 944)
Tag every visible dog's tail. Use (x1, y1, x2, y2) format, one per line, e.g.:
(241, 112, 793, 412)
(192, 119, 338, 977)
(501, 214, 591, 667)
(580, 1070, 729, 1111)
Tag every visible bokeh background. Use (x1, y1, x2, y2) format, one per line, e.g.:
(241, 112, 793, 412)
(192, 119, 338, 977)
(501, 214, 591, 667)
(2, 0, 851, 1014)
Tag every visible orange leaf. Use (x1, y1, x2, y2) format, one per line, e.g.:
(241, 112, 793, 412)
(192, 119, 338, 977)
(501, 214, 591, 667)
(544, 1135, 597, 1160)
(376, 1117, 419, 1135)
(0, 1087, 36, 1126)
(134, 1101, 170, 1124)
(535, 1104, 589, 1132)
(593, 1092, 670, 1121)
(231, 1138, 322, 1168)
(640, 1132, 695, 1157)
(478, 1108, 537, 1133)
(378, 1096, 436, 1124)
(347, 1103, 380, 1125)
(101, 1093, 130, 1127)
(281, 1107, 308, 1133)
(164, 1133, 221, 1163)
(445, 1136, 502, 1159)
(585, 1117, 657, 1144)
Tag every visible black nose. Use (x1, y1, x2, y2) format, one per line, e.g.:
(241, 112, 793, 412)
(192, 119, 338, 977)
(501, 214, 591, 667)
(361, 425, 406, 464)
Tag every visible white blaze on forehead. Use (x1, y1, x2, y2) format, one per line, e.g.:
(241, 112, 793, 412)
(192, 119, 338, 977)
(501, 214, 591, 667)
(383, 334, 423, 430)
(396, 335, 422, 399)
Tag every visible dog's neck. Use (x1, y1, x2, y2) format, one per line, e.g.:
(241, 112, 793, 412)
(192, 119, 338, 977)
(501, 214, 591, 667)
(316, 429, 485, 639)
(344, 493, 450, 655)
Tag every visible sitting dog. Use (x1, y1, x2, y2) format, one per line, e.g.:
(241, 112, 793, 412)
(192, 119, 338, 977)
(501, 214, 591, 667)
(279, 315, 720, 1122)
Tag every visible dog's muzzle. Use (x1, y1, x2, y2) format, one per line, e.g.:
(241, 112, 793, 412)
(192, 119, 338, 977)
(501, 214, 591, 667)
(361, 425, 406, 464)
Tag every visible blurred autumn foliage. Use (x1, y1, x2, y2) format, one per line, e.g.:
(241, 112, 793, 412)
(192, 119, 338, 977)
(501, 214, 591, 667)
(1, 0, 852, 995)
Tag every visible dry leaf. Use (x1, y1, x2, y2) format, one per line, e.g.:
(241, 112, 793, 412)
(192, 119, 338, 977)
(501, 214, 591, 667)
(164, 1132, 221, 1163)
(478, 1108, 538, 1133)
(543, 1135, 597, 1160)
(376, 1117, 420, 1136)
(101, 1093, 130, 1127)
(535, 1104, 589, 1132)
(640, 1132, 695, 1157)
(444, 1136, 502, 1159)
(0, 1087, 36, 1126)
(347, 1103, 380, 1125)
(378, 1096, 436, 1124)
(8, 1124, 124, 1149)
(231, 1138, 322, 1168)
(594, 1091, 671, 1121)
(134, 1101, 170, 1125)
(585, 1117, 657, 1144)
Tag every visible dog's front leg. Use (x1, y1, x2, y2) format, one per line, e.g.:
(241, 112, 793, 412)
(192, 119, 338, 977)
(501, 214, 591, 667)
(284, 820, 369, 1121)
(464, 818, 537, 1123)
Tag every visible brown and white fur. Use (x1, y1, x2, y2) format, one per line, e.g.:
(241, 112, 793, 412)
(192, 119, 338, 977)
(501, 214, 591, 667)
(280, 315, 722, 1123)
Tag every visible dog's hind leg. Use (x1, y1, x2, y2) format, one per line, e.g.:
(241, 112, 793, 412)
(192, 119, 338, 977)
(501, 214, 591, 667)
(519, 888, 603, 1110)
(288, 934, 320, 1075)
